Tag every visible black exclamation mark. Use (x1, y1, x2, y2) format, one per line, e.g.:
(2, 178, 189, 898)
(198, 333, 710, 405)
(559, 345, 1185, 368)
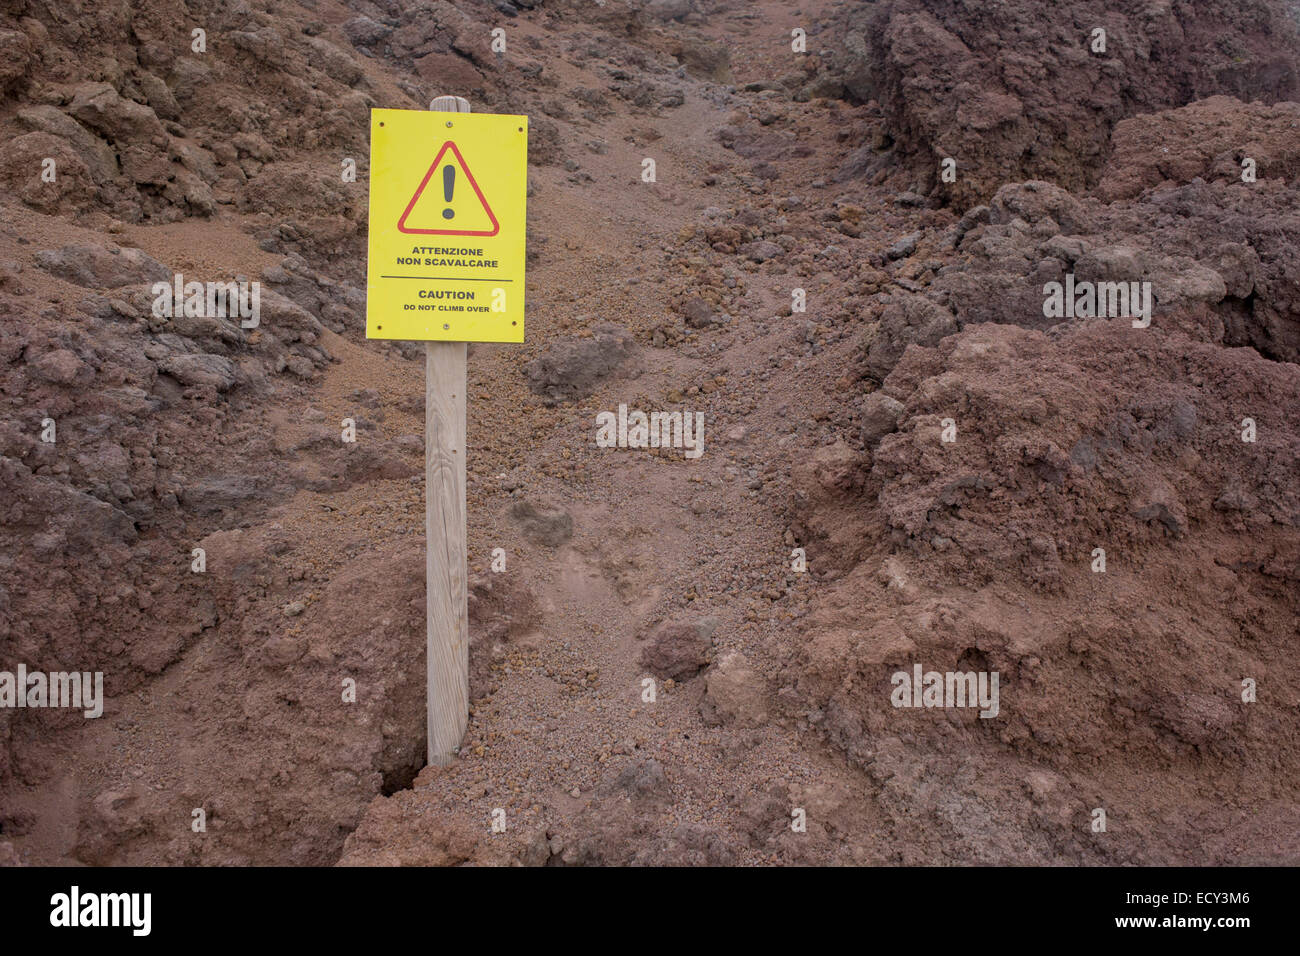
(442, 165, 455, 220)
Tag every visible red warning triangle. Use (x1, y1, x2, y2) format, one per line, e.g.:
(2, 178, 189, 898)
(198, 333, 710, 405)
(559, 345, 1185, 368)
(397, 141, 500, 237)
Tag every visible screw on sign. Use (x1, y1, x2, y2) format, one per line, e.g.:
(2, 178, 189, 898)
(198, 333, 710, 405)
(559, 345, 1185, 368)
(366, 95, 529, 764)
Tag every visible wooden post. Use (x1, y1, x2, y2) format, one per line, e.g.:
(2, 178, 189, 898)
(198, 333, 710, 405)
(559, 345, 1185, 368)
(425, 94, 471, 765)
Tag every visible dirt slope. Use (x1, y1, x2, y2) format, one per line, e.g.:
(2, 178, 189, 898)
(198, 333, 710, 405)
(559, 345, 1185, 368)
(1, 0, 1297, 866)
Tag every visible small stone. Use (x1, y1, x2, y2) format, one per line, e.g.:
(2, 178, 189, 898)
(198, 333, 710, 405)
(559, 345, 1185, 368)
(887, 231, 922, 260)
(523, 324, 634, 403)
(861, 391, 905, 444)
(739, 240, 783, 263)
(32, 349, 86, 385)
(510, 499, 574, 547)
(639, 617, 717, 681)
(680, 296, 716, 328)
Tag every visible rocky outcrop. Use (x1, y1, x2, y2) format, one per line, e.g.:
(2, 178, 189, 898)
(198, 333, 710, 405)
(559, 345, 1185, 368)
(819, 0, 1300, 206)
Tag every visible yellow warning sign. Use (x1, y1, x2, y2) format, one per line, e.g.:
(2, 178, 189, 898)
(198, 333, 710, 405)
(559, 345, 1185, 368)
(366, 109, 527, 343)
